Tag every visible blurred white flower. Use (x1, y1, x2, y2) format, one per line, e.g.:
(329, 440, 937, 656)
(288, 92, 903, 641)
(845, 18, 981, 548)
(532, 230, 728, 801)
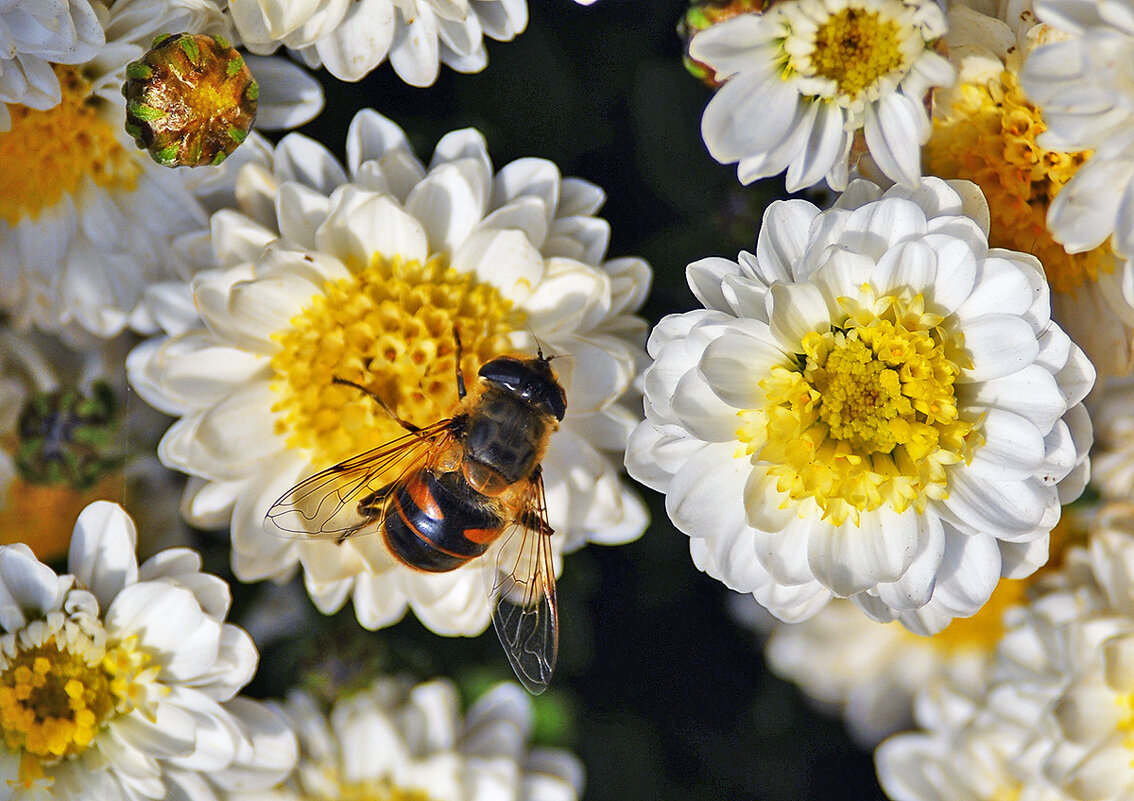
(923, 0, 1134, 380)
(128, 109, 650, 636)
(0, 500, 296, 799)
(1020, 0, 1134, 261)
(756, 504, 1089, 746)
(0, 0, 103, 131)
(0, 0, 322, 339)
(229, 0, 527, 86)
(878, 502, 1134, 801)
(626, 178, 1093, 633)
(690, 0, 954, 191)
(228, 679, 582, 801)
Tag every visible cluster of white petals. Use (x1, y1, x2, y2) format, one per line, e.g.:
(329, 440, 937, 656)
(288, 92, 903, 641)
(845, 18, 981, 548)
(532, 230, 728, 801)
(627, 178, 1093, 633)
(1020, 0, 1134, 262)
(128, 109, 650, 635)
(232, 679, 582, 801)
(878, 503, 1134, 801)
(0, 0, 103, 130)
(228, 0, 528, 86)
(0, 0, 323, 340)
(0, 501, 295, 800)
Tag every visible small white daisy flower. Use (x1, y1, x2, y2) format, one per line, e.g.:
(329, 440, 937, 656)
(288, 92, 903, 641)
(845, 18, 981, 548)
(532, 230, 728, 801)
(227, 679, 583, 801)
(228, 0, 528, 86)
(626, 177, 1093, 633)
(0, 500, 297, 799)
(690, 0, 955, 191)
(0, 0, 323, 340)
(127, 109, 650, 635)
(0, 0, 104, 131)
(1019, 0, 1134, 260)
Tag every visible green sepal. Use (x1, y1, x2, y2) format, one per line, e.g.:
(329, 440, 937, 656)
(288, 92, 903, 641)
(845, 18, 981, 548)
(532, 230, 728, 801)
(178, 35, 201, 65)
(151, 33, 172, 47)
(225, 55, 245, 77)
(211, 33, 232, 50)
(211, 150, 228, 166)
(127, 101, 165, 122)
(125, 61, 153, 80)
(153, 143, 180, 165)
(227, 126, 248, 144)
(245, 80, 259, 101)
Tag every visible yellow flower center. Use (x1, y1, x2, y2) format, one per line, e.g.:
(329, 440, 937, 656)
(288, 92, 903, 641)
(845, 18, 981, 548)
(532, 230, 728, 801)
(925, 69, 1110, 294)
(808, 7, 907, 99)
(744, 289, 978, 526)
(0, 66, 142, 226)
(0, 629, 154, 767)
(271, 254, 522, 470)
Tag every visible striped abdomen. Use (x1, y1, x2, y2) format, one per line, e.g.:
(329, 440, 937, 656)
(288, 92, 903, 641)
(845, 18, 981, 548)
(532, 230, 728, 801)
(382, 468, 505, 572)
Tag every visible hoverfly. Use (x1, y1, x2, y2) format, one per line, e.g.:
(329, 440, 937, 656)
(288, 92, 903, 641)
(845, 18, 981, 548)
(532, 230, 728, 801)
(264, 335, 565, 694)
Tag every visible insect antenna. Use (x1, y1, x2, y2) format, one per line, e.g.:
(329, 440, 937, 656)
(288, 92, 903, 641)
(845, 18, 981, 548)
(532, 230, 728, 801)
(331, 377, 423, 435)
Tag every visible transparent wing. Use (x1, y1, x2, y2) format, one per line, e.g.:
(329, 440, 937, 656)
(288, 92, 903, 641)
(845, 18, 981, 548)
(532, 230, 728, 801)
(491, 472, 558, 694)
(264, 419, 456, 541)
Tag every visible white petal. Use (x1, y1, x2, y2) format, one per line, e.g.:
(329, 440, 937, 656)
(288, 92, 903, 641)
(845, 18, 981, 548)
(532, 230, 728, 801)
(68, 501, 139, 613)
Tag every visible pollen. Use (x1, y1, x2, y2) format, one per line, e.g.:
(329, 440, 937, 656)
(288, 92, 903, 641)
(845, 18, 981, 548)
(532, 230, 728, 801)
(925, 69, 1110, 295)
(750, 289, 978, 526)
(0, 624, 154, 767)
(270, 253, 522, 470)
(804, 5, 908, 101)
(0, 65, 142, 226)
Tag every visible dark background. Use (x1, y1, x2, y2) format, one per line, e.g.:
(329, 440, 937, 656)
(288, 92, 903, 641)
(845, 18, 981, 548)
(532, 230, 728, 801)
(238, 2, 887, 799)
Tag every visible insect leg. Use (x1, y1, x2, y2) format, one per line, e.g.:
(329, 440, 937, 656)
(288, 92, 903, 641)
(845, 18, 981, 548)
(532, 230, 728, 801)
(332, 377, 423, 434)
(452, 326, 467, 400)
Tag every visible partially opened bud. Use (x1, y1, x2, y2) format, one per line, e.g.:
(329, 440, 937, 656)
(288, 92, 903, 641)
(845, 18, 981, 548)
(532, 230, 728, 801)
(122, 32, 258, 168)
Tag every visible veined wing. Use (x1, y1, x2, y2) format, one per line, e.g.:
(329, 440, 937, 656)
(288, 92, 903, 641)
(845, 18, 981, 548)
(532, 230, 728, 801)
(491, 471, 558, 694)
(264, 419, 456, 541)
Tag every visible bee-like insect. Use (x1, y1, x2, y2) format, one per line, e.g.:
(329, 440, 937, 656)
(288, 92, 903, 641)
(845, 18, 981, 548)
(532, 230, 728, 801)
(264, 338, 566, 694)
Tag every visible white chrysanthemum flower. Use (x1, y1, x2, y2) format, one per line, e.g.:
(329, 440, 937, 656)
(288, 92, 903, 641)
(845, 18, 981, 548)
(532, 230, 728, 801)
(756, 504, 1090, 746)
(1018, 0, 1134, 264)
(0, 500, 297, 799)
(690, 0, 955, 191)
(922, 0, 1134, 380)
(878, 503, 1134, 801)
(228, 0, 527, 86)
(226, 679, 582, 801)
(626, 177, 1093, 633)
(0, 0, 323, 340)
(127, 109, 650, 635)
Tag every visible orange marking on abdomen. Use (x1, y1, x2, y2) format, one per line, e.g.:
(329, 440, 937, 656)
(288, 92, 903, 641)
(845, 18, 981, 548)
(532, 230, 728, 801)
(405, 472, 442, 519)
(462, 526, 503, 545)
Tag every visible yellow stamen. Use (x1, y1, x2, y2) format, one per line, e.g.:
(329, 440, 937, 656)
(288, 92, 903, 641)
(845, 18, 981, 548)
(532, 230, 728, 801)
(0, 66, 142, 225)
(333, 777, 436, 801)
(926, 69, 1110, 294)
(746, 288, 978, 526)
(809, 7, 907, 99)
(271, 253, 522, 470)
(0, 633, 153, 763)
